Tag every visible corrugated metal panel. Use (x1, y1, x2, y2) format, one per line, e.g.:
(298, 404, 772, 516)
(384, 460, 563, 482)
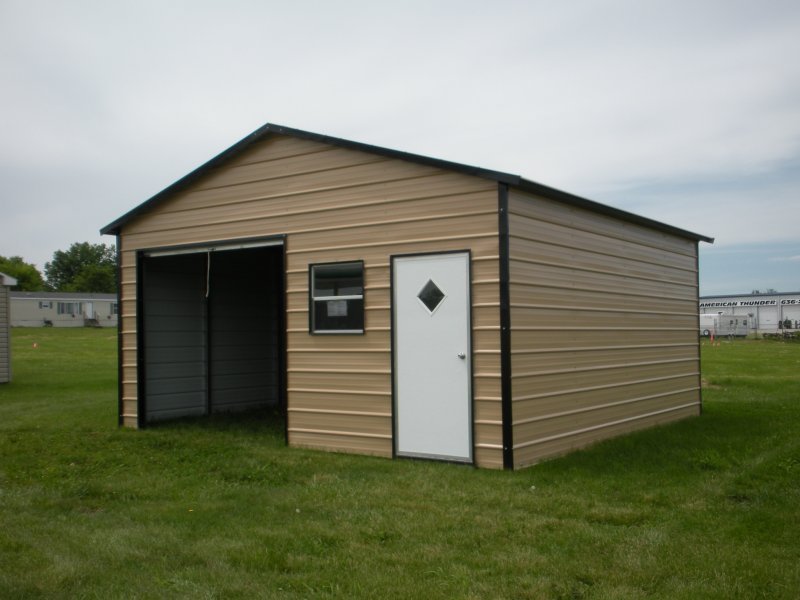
(508, 189, 701, 467)
(142, 254, 208, 421)
(209, 247, 282, 413)
(509, 259, 696, 301)
(511, 191, 699, 255)
(510, 236, 696, 286)
(0, 285, 10, 383)
(510, 218, 696, 272)
(514, 404, 700, 468)
(509, 282, 697, 315)
(116, 134, 503, 468)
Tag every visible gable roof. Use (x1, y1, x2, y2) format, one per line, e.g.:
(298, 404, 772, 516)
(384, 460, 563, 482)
(100, 123, 713, 243)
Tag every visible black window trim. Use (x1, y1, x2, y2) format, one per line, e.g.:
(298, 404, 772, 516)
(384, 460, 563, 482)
(308, 260, 365, 335)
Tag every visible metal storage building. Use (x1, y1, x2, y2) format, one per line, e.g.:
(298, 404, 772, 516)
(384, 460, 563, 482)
(1, 272, 17, 383)
(700, 292, 800, 334)
(101, 124, 713, 469)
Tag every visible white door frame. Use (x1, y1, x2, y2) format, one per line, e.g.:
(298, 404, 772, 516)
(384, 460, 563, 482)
(391, 250, 473, 463)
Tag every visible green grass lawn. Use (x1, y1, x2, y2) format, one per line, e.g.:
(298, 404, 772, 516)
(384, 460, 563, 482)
(1, 329, 799, 599)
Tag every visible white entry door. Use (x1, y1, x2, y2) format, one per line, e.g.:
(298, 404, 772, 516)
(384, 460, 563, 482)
(84, 302, 94, 319)
(393, 252, 472, 462)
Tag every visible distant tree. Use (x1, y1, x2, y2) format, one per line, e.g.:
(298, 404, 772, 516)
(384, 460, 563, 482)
(68, 263, 116, 293)
(44, 242, 117, 293)
(0, 255, 46, 291)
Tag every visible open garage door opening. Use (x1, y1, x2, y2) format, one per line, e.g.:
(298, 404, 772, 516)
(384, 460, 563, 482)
(138, 243, 285, 427)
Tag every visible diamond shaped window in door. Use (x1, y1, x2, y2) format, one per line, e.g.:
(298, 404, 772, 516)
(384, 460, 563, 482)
(418, 279, 446, 313)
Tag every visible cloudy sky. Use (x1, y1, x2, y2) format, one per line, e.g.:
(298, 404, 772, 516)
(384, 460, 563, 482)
(1, 0, 798, 295)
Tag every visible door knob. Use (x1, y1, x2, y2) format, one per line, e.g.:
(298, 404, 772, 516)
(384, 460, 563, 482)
(457, 353, 466, 359)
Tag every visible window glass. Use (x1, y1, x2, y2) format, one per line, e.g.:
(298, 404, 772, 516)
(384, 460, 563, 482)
(57, 302, 82, 315)
(418, 279, 446, 313)
(311, 262, 364, 333)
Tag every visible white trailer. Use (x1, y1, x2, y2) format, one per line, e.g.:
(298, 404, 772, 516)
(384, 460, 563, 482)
(700, 313, 749, 337)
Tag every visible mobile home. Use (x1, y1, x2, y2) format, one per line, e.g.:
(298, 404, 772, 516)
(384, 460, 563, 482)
(10, 292, 118, 327)
(102, 124, 713, 469)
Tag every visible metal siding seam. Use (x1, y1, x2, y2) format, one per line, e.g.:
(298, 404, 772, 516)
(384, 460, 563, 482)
(289, 427, 392, 440)
(508, 279, 696, 303)
(513, 372, 699, 402)
(512, 387, 701, 426)
(285, 231, 497, 255)
(136, 206, 497, 241)
(498, 184, 514, 469)
(510, 255, 696, 286)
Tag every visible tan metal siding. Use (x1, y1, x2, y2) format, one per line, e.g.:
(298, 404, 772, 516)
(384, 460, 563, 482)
(0, 286, 10, 383)
(119, 246, 138, 427)
(508, 189, 701, 468)
(117, 135, 503, 467)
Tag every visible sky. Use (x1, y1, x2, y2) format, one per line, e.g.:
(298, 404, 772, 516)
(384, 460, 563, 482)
(1, 0, 798, 296)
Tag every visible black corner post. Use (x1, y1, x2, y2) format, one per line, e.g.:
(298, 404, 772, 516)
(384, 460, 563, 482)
(695, 241, 704, 416)
(116, 235, 124, 427)
(498, 184, 514, 470)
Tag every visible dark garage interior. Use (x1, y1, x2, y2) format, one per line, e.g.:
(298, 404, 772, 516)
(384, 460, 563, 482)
(138, 244, 284, 425)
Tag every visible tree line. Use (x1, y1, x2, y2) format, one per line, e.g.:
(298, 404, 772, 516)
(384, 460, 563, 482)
(0, 242, 116, 293)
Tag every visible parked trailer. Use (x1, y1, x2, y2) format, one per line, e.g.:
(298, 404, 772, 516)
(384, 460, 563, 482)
(700, 313, 749, 337)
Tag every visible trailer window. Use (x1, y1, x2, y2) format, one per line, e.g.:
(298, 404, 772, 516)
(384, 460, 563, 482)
(57, 302, 82, 315)
(310, 261, 364, 334)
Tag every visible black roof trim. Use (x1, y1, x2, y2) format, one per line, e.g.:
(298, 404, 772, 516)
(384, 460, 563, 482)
(100, 123, 713, 243)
